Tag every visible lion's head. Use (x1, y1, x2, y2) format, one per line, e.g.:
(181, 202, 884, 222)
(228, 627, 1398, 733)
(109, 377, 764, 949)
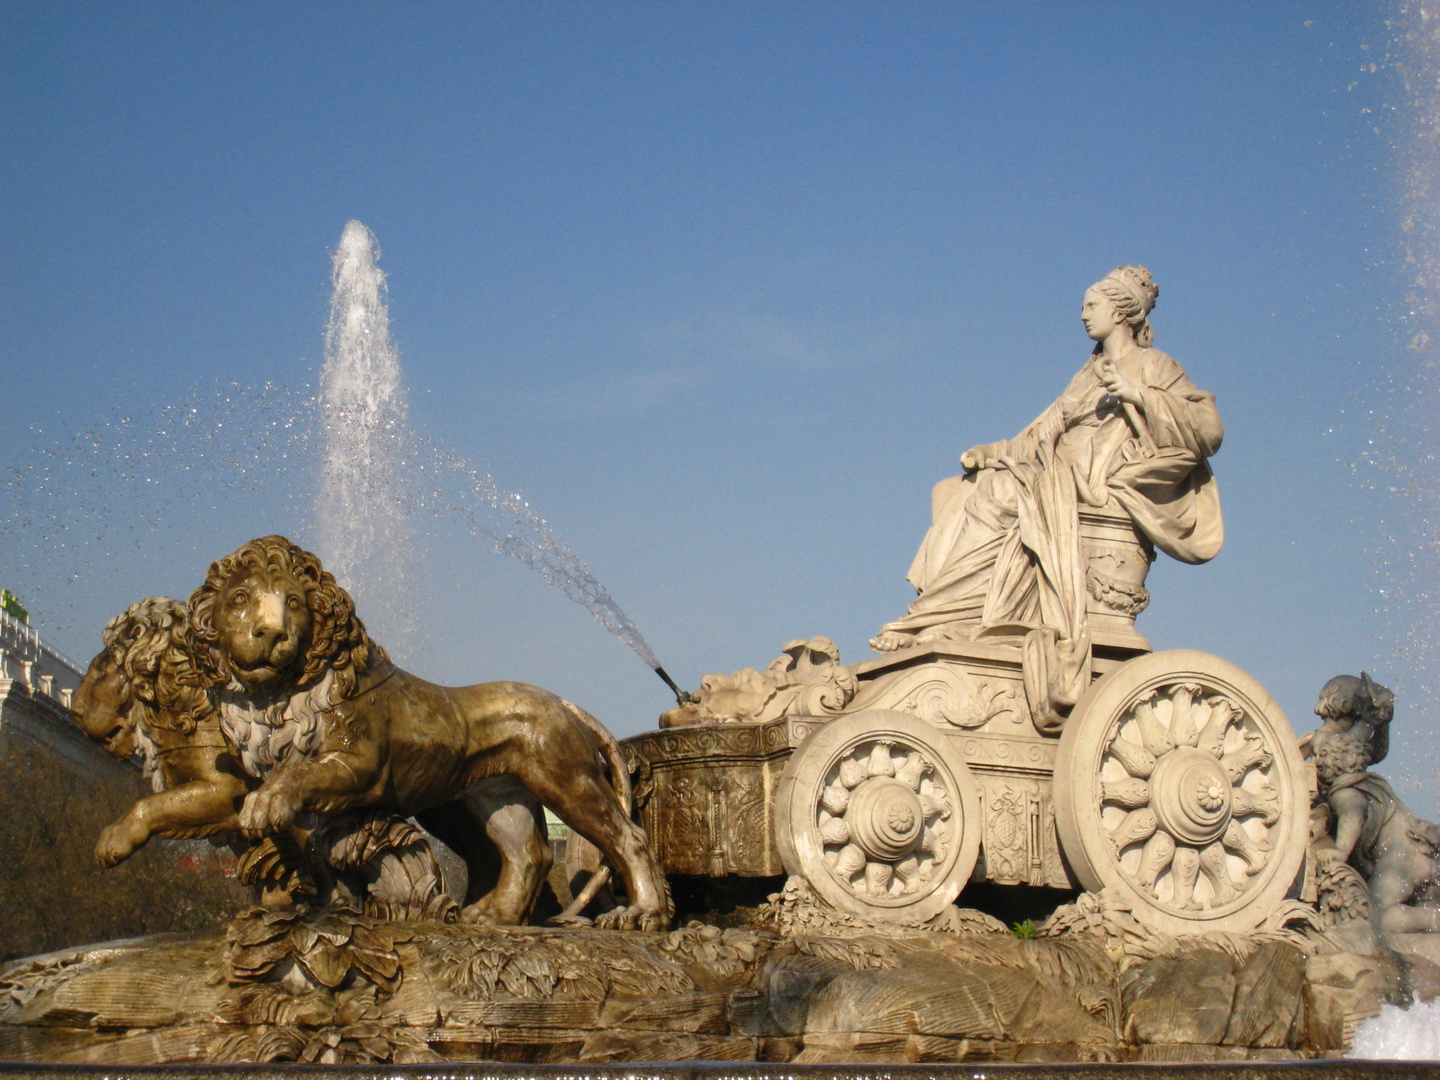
(72, 597, 212, 759)
(188, 535, 383, 701)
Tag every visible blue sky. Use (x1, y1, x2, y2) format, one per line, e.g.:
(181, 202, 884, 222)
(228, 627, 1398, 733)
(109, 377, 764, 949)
(4, 4, 1434, 807)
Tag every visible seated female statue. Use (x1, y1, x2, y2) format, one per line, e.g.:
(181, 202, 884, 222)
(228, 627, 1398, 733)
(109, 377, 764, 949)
(870, 266, 1224, 732)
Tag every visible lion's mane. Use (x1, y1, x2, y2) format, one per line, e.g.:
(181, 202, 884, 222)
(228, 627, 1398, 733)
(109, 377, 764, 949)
(188, 534, 386, 701)
(101, 597, 213, 736)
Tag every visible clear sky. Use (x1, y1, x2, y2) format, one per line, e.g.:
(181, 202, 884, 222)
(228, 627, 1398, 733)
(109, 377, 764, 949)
(4, 4, 1434, 807)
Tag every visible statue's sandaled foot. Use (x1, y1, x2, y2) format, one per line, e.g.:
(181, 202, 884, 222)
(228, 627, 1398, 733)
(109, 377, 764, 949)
(595, 904, 668, 932)
(870, 629, 910, 653)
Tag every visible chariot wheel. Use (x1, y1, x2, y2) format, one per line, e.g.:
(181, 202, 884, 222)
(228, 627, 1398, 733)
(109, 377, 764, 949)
(1054, 650, 1309, 936)
(776, 710, 981, 925)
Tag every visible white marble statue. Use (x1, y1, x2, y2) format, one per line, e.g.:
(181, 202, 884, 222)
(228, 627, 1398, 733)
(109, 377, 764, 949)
(871, 266, 1225, 731)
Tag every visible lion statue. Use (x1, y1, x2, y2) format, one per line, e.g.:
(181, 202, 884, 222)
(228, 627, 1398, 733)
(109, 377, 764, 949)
(71, 597, 314, 904)
(188, 535, 672, 931)
(73, 597, 464, 919)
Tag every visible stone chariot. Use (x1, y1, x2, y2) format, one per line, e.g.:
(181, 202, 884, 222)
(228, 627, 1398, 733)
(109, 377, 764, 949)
(622, 501, 1311, 937)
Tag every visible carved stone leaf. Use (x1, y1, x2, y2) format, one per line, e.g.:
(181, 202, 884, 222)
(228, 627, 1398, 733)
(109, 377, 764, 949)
(289, 923, 320, 955)
(297, 942, 352, 988)
(555, 962, 608, 1001)
(228, 912, 292, 948)
(229, 937, 295, 975)
(604, 951, 693, 999)
(792, 934, 898, 971)
(428, 942, 509, 999)
(311, 920, 355, 948)
(494, 946, 558, 999)
(349, 923, 396, 956)
(256, 1025, 308, 1063)
(348, 947, 401, 994)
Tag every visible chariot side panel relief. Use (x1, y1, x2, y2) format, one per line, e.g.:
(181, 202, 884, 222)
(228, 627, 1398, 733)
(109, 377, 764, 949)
(624, 718, 801, 877)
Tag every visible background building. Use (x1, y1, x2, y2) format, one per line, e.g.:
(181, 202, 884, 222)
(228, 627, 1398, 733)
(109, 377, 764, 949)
(0, 601, 243, 962)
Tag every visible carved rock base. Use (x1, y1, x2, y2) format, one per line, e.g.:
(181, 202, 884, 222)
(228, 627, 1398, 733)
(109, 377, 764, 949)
(1, 904, 1435, 1064)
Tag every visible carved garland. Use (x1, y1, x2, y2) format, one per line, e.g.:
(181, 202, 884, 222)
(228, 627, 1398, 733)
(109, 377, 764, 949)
(1085, 566, 1151, 616)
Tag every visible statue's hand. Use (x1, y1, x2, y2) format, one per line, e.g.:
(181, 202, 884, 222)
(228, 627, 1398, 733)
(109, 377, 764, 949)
(961, 443, 999, 472)
(1096, 357, 1143, 406)
(239, 782, 301, 836)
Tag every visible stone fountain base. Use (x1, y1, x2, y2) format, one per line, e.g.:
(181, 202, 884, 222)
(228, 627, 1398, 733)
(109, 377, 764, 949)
(1, 884, 1431, 1067)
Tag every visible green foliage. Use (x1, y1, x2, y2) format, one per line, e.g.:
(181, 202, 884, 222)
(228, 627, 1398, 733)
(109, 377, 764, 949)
(0, 589, 28, 624)
(1010, 918, 1038, 939)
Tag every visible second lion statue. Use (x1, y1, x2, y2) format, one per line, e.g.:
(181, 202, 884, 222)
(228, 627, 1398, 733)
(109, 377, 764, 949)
(189, 534, 672, 931)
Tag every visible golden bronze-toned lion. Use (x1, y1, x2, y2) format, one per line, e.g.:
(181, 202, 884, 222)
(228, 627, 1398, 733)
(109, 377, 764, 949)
(189, 535, 672, 931)
(71, 597, 314, 903)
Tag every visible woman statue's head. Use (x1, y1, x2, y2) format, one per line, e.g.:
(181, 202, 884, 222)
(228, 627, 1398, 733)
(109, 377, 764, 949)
(1087, 265, 1160, 348)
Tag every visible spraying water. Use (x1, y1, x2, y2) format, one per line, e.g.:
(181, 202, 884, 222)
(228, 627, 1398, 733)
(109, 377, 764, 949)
(1350, 998, 1440, 1059)
(314, 220, 682, 699)
(1341, 6, 1440, 1058)
(317, 221, 418, 654)
(2, 223, 683, 702)
(405, 435, 687, 701)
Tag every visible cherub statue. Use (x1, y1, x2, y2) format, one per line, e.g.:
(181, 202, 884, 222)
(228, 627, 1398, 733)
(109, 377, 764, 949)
(1307, 673, 1440, 938)
(1300, 671, 1392, 767)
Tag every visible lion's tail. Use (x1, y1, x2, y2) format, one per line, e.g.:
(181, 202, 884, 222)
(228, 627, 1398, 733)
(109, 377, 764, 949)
(559, 698, 633, 813)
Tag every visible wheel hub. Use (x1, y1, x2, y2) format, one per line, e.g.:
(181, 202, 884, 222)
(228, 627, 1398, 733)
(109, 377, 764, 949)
(1148, 746, 1233, 846)
(847, 777, 924, 861)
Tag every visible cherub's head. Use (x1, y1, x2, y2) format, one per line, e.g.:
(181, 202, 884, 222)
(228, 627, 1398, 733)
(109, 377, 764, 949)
(1314, 675, 1363, 731)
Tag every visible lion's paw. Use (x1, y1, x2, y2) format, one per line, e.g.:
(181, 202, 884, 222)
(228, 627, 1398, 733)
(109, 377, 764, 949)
(94, 823, 143, 867)
(595, 905, 669, 932)
(544, 913, 595, 929)
(239, 787, 300, 836)
(458, 904, 501, 926)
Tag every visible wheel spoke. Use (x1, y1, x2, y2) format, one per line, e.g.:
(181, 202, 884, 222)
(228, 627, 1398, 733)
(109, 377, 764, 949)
(833, 843, 866, 880)
(819, 816, 850, 846)
(1221, 819, 1270, 874)
(1108, 807, 1157, 851)
(1196, 695, 1239, 758)
(1230, 784, 1280, 825)
(1167, 683, 1203, 748)
(1133, 694, 1176, 758)
(1221, 731, 1272, 782)
(1109, 734, 1156, 779)
(1170, 845, 1200, 910)
(1101, 777, 1150, 809)
(820, 781, 850, 816)
(863, 860, 894, 896)
(1197, 841, 1238, 905)
(1135, 830, 1176, 893)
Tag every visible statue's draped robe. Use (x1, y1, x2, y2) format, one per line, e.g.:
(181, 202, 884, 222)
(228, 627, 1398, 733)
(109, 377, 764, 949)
(886, 348, 1224, 731)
